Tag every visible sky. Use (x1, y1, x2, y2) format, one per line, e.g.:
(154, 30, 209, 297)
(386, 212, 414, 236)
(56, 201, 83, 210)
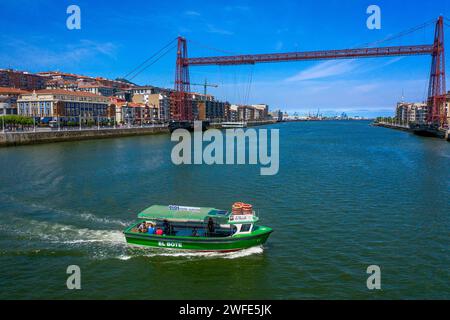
(1, 0, 450, 117)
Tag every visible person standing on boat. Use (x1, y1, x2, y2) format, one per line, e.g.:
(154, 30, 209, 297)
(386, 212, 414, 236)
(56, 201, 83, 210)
(163, 219, 171, 235)
(207, 218, 215, 236)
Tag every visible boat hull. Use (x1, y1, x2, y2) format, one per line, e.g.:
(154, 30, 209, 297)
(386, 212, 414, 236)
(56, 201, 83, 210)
(124, 228, 272, 252)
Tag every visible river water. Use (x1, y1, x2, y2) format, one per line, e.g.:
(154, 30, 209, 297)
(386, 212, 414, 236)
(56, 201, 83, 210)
(0, 121, 448, 299)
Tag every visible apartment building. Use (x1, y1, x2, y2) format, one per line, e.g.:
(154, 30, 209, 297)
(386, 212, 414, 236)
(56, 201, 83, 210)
(0, 87, 30, 115)
(396, 102, 428, 124)
(0, 69, 46, 90)
(197, 100, 230, 122)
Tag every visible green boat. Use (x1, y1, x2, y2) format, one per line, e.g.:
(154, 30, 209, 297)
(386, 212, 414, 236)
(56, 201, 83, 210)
(123, 204, 273, 252)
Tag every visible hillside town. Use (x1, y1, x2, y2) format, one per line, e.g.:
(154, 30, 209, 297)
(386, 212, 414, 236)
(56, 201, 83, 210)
(0, 68, 281, 128)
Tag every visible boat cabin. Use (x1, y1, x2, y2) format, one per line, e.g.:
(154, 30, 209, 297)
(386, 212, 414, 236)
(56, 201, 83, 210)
(129, 204, 259, 238)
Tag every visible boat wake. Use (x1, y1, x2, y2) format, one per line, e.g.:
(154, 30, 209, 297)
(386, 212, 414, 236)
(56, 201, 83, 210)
(115, 245, 264, 261)
(0, 194, 132, 227)
(2, 216, 264, 261)
(3, 218, 125, 246)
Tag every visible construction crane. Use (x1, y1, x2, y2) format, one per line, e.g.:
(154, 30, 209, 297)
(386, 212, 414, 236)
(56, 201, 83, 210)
(190, 79, 218, 96)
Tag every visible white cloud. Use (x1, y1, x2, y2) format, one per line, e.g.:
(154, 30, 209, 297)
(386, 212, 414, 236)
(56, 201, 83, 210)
(184, 10, 201, 16)
(275, 41, 283, 51)
(285, 60, 358, 82)
(206, 24, 234, 35)
(0, 37, 118, 70)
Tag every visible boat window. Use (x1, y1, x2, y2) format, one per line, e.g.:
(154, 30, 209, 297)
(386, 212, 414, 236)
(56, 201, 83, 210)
(240, 224, 252, 232)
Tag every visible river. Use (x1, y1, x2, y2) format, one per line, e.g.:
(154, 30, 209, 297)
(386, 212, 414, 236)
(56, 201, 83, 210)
(0, 121, 448, 299)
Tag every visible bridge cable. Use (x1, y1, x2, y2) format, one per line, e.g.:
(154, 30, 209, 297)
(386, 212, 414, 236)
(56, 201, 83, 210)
(358, 18, 436, 49)
(127, 44, 177, 82)
(122, 37, 178, 80)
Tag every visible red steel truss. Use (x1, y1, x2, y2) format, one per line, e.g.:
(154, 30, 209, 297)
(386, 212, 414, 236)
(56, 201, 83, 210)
(187, 45, 434, 66)
(174, 17, 446, 127)
(428, 16, 446, 127)
(172, 37, 192, 121)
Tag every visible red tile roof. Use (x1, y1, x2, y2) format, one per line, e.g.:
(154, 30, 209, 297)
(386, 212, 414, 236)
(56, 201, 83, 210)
(127, 102, 146, 107)
(0, 87, 30, 95)
(24, 89, 108, 98)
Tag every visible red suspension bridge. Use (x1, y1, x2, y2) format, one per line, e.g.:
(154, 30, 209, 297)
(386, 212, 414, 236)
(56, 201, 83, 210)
(169, 16, 447, 129)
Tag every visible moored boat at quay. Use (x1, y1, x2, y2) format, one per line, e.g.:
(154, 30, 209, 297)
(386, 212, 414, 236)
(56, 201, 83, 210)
(123, 203, 273, 252)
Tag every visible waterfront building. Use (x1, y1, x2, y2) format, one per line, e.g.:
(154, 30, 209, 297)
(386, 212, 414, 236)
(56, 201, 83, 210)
(238, 105, 256, 121)
(109, 97, 127, 124)
(17, 89, 109, 124)
(228, 105, 239, 121)
(252, 104, 269, 120)
(396, 102, 428, 124)
(269, 109, 283, 122)
(0, 88, 30, 115)
(0, 69, 46, 90)
(132, 93, 170, 121)
(197, 100, 230, 122)
(147, 93, 170, 121)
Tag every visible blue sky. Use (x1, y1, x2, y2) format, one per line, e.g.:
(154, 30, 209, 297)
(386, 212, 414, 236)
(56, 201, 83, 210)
(1, 0, 450, 116)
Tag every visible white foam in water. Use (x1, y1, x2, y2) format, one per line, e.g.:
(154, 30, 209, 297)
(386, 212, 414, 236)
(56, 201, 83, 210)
(5, 195, 131, 228)
(78, 213, 132, 227)
(116, 245, 264, 261)
(6, 216, 264, 261)
(8, 218, 125, 246)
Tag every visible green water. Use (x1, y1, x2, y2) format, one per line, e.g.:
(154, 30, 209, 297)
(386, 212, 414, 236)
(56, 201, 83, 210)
(0, 121, 449, 299)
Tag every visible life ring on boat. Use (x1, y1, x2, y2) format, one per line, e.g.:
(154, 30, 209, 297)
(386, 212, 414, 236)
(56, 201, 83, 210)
(232, 202, 243, 215)
(242, 204, 253, 214)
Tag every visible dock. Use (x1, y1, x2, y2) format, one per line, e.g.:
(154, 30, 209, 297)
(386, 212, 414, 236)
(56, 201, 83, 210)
(373, 121, 450, 141)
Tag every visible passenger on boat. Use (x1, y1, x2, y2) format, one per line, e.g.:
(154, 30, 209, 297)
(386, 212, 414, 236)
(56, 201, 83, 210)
(192, 227, 198, 237)
(163, 219, 171, 235)
(138, 222, 146, 233)
(147, 223, 155, 234)
(207, 218, 215, 236)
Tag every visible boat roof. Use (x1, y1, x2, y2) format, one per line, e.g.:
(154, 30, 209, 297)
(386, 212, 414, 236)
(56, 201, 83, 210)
(137, 205, 230, 222)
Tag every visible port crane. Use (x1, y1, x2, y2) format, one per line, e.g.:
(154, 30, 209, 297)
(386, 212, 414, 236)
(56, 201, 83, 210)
(171, 16, 447, 129)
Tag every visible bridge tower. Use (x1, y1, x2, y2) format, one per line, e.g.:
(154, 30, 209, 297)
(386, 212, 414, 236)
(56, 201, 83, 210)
(171, 37, 192, 121)
(428, 16, 446, 127)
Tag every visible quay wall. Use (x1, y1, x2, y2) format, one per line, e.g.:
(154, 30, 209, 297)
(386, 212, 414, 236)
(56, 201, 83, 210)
(372, 122, 411, 132)
(209, 120, 278, 129)
(373, 122, 450, 141)
(0, 121, 278, 147)
(0, 127, 169, 147)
